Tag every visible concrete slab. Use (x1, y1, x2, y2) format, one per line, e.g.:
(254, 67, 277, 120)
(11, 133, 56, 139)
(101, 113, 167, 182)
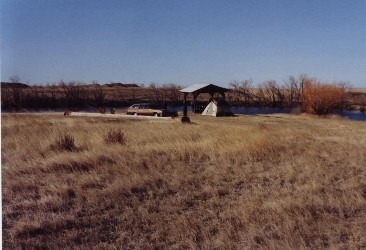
(67, 112, 174, 120)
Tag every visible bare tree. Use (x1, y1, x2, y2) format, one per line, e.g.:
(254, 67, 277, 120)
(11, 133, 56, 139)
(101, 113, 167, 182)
(1, 88, 12, 108)
(90, 81, 105, 107)
(161, 83, 182, 103)
(148, 82, 165, 104)
(49, 84, 58, 107)
(9, 75, 23, 109)
(283, 76, 303, 107)
(9, 75, 20, 84)
(229, 79, 256, 105)
(60, 81, 88, 108)
(229, 80, 242, 103)
(336, 81, 351, 111)
(257, 81, 285, 107)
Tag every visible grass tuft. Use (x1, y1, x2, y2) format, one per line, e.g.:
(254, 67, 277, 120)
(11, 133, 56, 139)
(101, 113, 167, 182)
(104, 129, 125, 145)
(51, 133, 76, 151)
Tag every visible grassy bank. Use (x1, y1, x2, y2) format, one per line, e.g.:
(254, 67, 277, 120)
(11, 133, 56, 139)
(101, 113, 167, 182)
(2, 113, 366, 249)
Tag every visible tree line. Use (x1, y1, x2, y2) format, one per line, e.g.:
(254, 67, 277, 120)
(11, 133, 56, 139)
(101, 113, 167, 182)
(1, 78, 183, 111)
(227, 75, 350, 115)
(1, 75, 353, 115)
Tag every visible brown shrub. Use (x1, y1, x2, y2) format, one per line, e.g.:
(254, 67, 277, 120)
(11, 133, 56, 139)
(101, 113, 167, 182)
(302, 81, 345, 115)
(98, 107, 106, 114)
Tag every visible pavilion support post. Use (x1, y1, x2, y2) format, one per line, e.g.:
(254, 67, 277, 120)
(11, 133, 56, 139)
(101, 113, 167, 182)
(209, 93, 214, 102)
(181, 93, 190, 123)
(183, 93, 188, 116)
(193, 93, 199, 113)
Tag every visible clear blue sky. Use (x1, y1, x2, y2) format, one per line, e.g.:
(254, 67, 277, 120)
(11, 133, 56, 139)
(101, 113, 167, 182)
(1, 0, 365, 87)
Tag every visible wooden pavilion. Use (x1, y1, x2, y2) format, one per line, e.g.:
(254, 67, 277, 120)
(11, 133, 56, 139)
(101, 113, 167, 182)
(179, 84, 229, 122)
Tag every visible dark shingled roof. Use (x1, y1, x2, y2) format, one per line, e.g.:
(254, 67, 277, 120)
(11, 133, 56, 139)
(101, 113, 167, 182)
(180, 84, 228, 94)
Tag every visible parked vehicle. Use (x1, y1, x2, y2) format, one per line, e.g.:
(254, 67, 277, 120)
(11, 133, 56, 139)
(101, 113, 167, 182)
(127, 103, 178, 117)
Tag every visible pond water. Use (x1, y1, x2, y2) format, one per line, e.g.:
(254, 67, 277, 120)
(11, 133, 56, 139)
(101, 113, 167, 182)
(230, 106, 293, 115)
(4, 105, 365, 121)
(170, 106, 366, 122)
(332, 110, 366, 121)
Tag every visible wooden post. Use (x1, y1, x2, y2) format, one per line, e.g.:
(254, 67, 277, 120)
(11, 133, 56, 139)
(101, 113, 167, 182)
(181, 93, 190, 123)
(193, 93, 199, 113)
(210, 92, 214, 101)
(183, 93, 188, 117)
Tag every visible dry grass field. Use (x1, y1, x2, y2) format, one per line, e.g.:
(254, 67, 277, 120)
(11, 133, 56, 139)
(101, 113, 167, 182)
(2, 112, 366, 249)
(350, 88, 366, 94)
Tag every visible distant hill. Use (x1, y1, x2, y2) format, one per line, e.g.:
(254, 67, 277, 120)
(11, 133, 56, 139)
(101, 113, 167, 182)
(105, 83, 140, 88)
(1, 82, 30, 88)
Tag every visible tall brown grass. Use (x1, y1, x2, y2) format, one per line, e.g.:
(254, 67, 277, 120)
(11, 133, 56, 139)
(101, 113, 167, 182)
(2, 113, 366, 249)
